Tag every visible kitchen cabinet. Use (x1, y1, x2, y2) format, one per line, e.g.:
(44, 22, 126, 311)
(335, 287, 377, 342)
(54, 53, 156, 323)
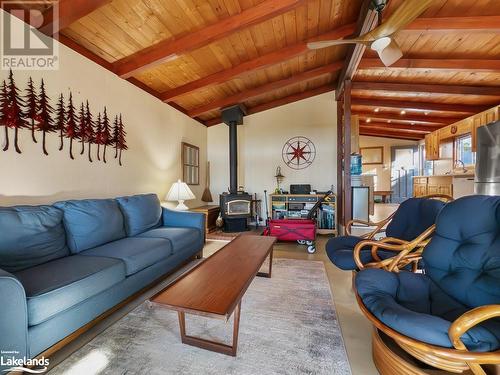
(413, 176, 453, 198)
(424, 105, 499, 156)
(425, 132, 439, 161)
(472, 106, 499, 152)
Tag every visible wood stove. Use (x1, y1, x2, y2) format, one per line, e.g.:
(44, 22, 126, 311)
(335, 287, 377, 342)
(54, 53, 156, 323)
(219, 105, 252, 232)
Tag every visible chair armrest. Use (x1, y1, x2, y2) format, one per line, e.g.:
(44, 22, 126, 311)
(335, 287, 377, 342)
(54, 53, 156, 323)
(353, 225, 435, 271)
(162, 208, 206, 231)
(449, 305, 500, 351)
(346, 212, 395, 239)
(0, 268, 28, 366)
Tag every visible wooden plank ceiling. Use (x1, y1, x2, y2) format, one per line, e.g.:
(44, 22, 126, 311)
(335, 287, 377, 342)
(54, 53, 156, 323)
(4, 0, 500, 139)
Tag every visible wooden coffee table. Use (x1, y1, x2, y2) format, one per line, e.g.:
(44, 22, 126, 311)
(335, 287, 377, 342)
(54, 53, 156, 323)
(150, 235, 276, 356)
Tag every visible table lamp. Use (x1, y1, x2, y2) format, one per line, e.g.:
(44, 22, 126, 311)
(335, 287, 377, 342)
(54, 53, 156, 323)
(166, 179, 195, 210)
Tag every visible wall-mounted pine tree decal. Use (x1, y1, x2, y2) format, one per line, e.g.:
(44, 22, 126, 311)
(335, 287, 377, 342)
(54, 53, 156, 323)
(64, 92, 78, 160)
(95, 112, 103, 161)
(77, 103, 86, 155)
(84, 101, 95, 163)
(114, 114, 127, 166)
(35, 79, 55, 156)
(0, 70, 128, 164)
(55, 93, 66, 151)
(101, 107, 111, 163)
(0, 81, 9, 151)
(6, 69, 28, 154)
(25, 77, 38, 143)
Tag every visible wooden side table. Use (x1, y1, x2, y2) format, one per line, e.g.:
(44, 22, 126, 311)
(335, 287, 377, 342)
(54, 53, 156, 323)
(189, 205, 220, 234)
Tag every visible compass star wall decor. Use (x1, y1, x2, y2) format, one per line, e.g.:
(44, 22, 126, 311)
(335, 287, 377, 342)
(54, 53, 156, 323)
(282, 136, 316, 170)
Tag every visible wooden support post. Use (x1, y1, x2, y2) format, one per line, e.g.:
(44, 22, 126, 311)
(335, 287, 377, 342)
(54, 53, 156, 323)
(336, 100, 344, 232)
(344, 80, 353, 228)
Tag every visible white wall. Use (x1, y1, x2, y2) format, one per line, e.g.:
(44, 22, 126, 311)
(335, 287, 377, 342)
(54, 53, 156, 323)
(0, 11, 207, 207)
(207, 92, 337, 208)
(359, 136, 419, 191)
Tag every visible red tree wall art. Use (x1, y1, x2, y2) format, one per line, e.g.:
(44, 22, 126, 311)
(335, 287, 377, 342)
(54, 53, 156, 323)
(84, 101, 95, 163)
(0, 81, 9, 151)
(55, 93, 66, 151)
(6, 70, 28, 154)
(0, 70, 128, 165)
(64, 92, 78, 160)
(77, 103, 86, 156)
(25, 77, 38, 143)
(101, 107, 111, 163)
(113, 114, 127, 166)
(95, 112, 103, 161)
(35, 79, 55, 156)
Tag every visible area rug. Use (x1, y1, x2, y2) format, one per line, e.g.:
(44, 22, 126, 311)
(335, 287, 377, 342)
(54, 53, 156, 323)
(48, 259, 351, 375)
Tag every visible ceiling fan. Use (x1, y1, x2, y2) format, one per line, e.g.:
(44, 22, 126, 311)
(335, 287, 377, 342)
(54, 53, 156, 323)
(307, 0, 433, 66)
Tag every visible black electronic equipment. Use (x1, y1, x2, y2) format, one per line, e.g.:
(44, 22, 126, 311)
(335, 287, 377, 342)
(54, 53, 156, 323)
(290, 184, 311, 195)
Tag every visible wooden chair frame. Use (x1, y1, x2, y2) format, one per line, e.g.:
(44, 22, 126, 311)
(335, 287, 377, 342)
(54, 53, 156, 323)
(355, 288, 500, 374)
(345, 194, 453, 240)
(353, 225, 435, 272)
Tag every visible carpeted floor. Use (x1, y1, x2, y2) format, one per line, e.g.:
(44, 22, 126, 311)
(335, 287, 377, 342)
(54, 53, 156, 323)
(48, 258, 351, 375)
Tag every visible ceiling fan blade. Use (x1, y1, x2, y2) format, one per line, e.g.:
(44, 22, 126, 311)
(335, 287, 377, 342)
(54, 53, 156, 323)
(364, 0, 434, 41)
(307, 39, 368, 50)
(377, 39, 403, 66)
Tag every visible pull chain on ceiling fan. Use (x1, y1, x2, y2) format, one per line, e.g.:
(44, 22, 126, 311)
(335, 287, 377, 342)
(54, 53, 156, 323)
(307, 0, 433, 66)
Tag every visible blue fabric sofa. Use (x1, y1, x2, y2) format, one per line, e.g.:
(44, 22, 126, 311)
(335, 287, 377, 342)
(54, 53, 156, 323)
(326, 197, 446, 270)
(356, 195, 500, 352)
(0, 194, 205, 369)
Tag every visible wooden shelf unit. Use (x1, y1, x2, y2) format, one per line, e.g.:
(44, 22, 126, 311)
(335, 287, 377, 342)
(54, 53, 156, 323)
(270, 194, 337, 235)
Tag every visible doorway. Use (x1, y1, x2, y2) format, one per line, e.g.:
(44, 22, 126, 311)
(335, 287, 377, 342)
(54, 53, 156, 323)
(391, 146, 418, 203)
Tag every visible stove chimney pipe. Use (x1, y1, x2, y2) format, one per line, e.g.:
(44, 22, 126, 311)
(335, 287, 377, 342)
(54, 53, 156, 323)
(221, 105, 247, 194)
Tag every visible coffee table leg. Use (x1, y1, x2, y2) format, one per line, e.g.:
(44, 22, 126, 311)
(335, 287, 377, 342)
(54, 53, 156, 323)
(257, 248, 273, 278)
(176, 301, 242, 356)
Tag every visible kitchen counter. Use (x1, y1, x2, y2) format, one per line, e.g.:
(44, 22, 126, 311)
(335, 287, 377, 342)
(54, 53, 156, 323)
(413, 173, 474, 178)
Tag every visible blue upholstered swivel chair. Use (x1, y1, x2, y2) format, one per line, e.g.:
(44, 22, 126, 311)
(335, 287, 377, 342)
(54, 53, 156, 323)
(325, 196, 449, 271)
(355, 195, 500, 375)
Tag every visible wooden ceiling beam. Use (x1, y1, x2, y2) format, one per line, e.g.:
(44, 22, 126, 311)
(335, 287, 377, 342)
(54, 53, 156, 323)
(159, 23, 355, 102)
(38, 0, 111, 35)
(359, 58, 500, 73)
(406, 15, 500, 32)
(188, 62, 342, 117)
(352, 81, 500, 96)
(335, 0, 379, 99)
(360, 123, 434, 133)
(352, 98, 488, 114)
(354, 112, 460, 125)
(113, 0, 304, 78)
(205, 84, 334, 126)
(359, 130, 423, 140)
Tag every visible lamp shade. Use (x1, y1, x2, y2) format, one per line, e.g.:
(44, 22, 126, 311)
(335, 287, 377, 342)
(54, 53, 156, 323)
(166, 180, 196, 201)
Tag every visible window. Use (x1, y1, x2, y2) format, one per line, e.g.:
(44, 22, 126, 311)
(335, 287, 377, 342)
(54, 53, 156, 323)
(419, 144, 434, 176)
(455, 135, 475, 166)
(182, 142, 200, 185)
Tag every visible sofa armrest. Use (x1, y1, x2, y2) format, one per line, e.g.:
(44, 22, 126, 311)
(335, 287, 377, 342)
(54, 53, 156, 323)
(0, 268, 28, 367)
(162, 208, 206, 231)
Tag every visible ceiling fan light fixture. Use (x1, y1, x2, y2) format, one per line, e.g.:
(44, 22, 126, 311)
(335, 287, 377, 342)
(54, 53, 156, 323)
(371, 36, 392, 52)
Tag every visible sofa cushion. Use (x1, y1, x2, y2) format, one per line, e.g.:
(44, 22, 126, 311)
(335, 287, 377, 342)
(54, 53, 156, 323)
(356, 268, 500, 352)
(80, 237, 172, 276)
(386, 198, 445, 241)
(116, 194, 162, 236)
(14, 255, 125, 326)
(0, 205, 69, 272)
(54, 199, 126, 253)
(137, 227, 202, 254)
